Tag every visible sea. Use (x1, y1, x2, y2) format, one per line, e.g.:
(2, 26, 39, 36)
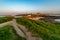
(55, 19, 60, 22)
(0, 16, 5, 17)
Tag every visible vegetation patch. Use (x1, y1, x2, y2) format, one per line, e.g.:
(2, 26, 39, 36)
(0, 17, 13, 23)
(0, 25, 26, 40)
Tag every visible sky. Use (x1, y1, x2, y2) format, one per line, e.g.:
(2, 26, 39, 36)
(0, 0, 60, 15)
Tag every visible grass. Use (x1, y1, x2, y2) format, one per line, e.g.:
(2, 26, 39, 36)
(16, 18, 60, 40)
(0, 25, 26, 40)
(0, 17, 13, 23)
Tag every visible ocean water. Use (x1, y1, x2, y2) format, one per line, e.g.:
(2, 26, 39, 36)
(55, 19, 60, 22)
(0, 16, 5, 17)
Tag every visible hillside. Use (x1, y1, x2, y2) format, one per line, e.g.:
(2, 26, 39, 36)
(16, 18, 60, 40)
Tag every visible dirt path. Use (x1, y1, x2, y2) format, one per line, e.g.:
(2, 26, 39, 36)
(0, 21, 12, 27)
(12, 19, 43, 40)
(11, 20, 26, 38)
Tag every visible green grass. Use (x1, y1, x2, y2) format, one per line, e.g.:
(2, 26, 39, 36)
(0, 25, 26, 40)
(0, 17, 13, 23)
(16, 18, 60, 40)
(54, 22, 60, 27)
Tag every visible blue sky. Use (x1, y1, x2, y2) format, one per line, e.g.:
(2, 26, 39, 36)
(0, 0, 60, 14)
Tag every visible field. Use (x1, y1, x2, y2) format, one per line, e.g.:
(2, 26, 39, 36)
(0, 25, 26, 40)
(16, 18, 60, 40)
